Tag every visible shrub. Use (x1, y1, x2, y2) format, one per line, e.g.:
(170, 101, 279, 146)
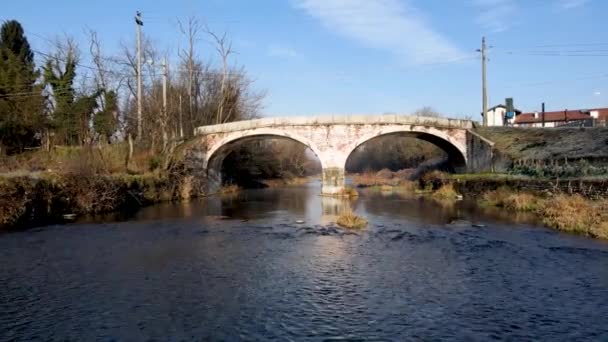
(337, 210, 368, 229)
(219, 184, 240, 195)
(376, 168, 394, 180)
(148, 155, 162, 172)
(541, 195, 597, 235)
(431, 183, 460, 200)
(379, 185, 394, 192)
(504, 192, 541, 212)
(394, 169, 414, 180)
(396, 180, 418, 192)
(480, 187, 513, 207)
(340, 187, 359, 198)
(352, 172, 380, 187)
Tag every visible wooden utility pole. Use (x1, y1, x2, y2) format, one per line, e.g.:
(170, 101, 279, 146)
(542, 102, 546, 127)
(135, 11, 144, 139)
(481, 37, 488, 126)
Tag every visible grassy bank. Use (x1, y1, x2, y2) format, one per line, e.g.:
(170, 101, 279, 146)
(261, 176, 316, 188)
(0, 172, 192, 231)
(423, 172, 608, 239)
(479, 188, 608, 239)
(351, 169, 414, 188)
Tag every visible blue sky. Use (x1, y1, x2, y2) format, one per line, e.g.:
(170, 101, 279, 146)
(3, 0, 607, 119)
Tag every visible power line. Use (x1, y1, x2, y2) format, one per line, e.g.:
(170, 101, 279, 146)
(505, 73, 608, 88)
(504, 51, 608, 57)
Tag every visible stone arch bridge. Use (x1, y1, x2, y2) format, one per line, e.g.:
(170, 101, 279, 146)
(192, 115, 494, 195)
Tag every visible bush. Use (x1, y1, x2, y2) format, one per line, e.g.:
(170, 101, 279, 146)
(504, 192, 541, 212)
(542, 195, 597, 235)
(480, 187, 513, 207)
(510, 159, 608, 178)
(380, 185, 394, 192)
(219, 184, 240, 195)
(431, 184, 460, 200)
(337, 210, 368, 229)
(148, 155, 162, 172)
(340, 187, 359, 198)
(376, 168, 394, 180)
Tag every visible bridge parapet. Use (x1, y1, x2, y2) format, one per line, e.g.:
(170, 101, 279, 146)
(195, 115, 474, 136)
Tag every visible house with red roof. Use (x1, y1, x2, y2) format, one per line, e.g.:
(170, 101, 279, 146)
(513, 108, 608, 127)
(485, 105, 608, 127)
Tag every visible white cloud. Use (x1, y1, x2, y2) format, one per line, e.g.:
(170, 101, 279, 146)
(268, 45, 298, 58)
(594, 91, 601, 96)
(557, 0, 591, 10)
(472, 0, 516, 33)
(292, 0, 465, 64)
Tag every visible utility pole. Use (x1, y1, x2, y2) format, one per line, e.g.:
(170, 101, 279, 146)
(135, 11, 144, 139)
(542, 102, 546, 128)
(479, 36, 488, 126)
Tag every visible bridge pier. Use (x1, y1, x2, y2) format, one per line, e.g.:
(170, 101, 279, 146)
(207, 168, 222, 194)
(321, 167, 345, 196)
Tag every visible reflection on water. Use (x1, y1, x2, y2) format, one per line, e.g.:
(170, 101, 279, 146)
(2, 181, 608, 340)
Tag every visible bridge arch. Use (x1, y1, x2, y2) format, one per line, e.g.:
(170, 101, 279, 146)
(204, 128, 325, 190)
(345, 126, 468, 172)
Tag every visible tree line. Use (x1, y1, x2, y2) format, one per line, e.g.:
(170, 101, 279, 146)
(0, 18, 263, 156)
(0, 17, 455, 182)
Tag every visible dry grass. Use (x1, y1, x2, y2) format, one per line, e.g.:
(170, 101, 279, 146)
(352, 171, 390, 187)
(219, 185, 241, 195)
(541, 195, 608, 238)
(431, 184, 460, 200)
(352, 169, 414, 188)
(0, 144, 164, 176)
(504, 192, 541, 212)
(336, 210, 368, 229)
(262, 177, 311, 187)
(339, 187, 359, 198)
(481, 188, 541, 212)
(474, 126, 608, 161)
(480, 187, 513, 207)
(479, 188, 608, 239)
(379, 185, 394, 192)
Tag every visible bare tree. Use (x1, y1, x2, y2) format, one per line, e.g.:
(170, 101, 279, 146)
(414, 106, 443, 118)
(88, 30, 108, 93)
(178, 17, 203, 134)
(205, 27, 235, 124)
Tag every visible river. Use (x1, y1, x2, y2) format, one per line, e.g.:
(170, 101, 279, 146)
(1, 182, 608, 341)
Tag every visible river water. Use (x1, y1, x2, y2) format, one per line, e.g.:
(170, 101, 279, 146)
(1, 182, 608, 341)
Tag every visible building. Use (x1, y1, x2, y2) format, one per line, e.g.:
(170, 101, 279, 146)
(514, 108, 608, 127)
(482, 104, 522, 127)
(484, 106, 608, 127)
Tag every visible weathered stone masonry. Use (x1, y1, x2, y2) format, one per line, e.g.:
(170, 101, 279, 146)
(193, 115, 494, 195)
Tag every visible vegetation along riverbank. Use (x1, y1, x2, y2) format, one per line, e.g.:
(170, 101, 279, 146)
(422, 172, 608, 240)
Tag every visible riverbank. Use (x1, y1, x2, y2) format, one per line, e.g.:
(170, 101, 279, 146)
(422, 173, 608, 239)
(0, 172, 194, 230)
(261, 176, 318, 188)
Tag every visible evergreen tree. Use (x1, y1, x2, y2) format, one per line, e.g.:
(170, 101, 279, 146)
(43, 49, 77, 145)
(94, 90, 118, 143)
(0, 20, 44, 154)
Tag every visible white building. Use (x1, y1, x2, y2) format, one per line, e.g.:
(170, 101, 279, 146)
(482, 105, 521, 127)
